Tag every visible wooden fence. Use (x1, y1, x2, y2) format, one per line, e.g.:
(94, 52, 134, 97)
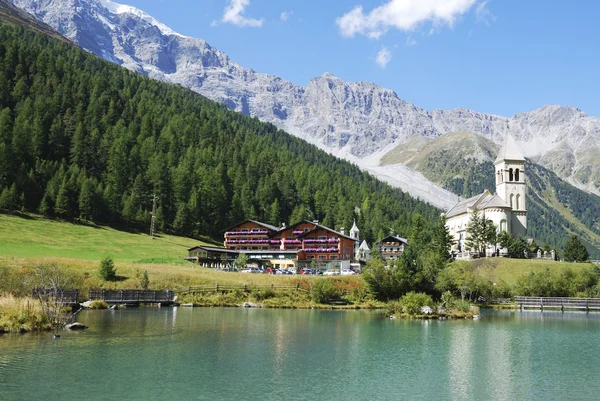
(32, 288, 79, 304)
(89, 289, 175, 304)
(182, 284, 305, 294)
(514, 296, 600, 310)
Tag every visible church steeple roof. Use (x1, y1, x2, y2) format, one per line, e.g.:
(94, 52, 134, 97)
(495, 134, 524, 164)
(350, 219, 359, 233)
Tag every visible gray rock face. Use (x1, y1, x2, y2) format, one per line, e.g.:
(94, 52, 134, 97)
(12, 0, 600, 201)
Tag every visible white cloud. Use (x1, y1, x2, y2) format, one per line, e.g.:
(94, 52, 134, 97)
(336, 0, 477, 38)
(376, 47, 392, 68)
(475, 0, 496, 25)
(222, 0, 264, 28)
(280, 10, 293, 22)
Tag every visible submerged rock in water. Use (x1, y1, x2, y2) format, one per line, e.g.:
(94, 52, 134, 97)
(242, 302, 258, 308)
(65, 322, 88, 330)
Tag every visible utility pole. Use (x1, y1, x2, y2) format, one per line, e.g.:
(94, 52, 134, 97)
(150, 194, 158, 239)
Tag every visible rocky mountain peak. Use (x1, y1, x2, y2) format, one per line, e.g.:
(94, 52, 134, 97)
(11, 0, 600, 205)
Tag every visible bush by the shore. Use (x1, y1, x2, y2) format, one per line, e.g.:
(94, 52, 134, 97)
(0, 294, 51, 333)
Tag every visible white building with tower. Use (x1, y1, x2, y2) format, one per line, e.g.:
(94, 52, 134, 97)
(445, 134, 527, 255)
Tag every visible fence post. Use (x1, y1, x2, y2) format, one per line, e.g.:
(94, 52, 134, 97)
(120, 290, 123, 302)
(244, 284, 247, 292)
(216, 284, 219, 292)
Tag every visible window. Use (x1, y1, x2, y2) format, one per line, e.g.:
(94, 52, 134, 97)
(515, 168, 520, 181)
(500, 219, 507, 232)
(319, 256, 326, 260)
(241, 246, 247, 250)
(318, 236, 326, 240)
(329, 256, 336, 260)
(510, 194, 514, 208)
(516, 194, 521, 210)
(509, 168, 514, 181)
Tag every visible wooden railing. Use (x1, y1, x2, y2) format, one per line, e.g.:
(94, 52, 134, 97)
(514, 296, 600, 310)
(183, 284, 304, 294)
(32, 288, 79, 304)
(89, 289, 175, 303)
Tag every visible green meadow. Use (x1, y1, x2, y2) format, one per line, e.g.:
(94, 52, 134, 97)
(0, 213, 205, 262)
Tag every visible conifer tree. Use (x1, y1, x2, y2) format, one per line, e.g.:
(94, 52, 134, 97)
(564, 235, 590, 262)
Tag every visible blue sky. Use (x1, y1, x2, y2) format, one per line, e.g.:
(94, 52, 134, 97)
(122, 0, 600, 117)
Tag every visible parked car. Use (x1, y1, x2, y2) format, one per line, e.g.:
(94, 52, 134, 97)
(301, 269, 316, 275)
(323, 270, 339, 276)
(341, 269, 356, 276)
(240, 268, 252, 273)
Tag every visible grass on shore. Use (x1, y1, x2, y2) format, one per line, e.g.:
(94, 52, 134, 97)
(0, 213, 208, 262)
(0, 294, 51, 333)
(465, 257, 595, 286)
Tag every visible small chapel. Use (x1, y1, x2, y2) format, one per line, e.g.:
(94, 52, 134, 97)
(445, 134, 527, 256)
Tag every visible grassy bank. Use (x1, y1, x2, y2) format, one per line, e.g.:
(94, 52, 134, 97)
(0, 213, 207, 262)
(0, 294, 51, 333)
(468, 257, 594, 286)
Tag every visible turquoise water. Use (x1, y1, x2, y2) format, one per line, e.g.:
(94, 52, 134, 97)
(1, 308, 600, 401)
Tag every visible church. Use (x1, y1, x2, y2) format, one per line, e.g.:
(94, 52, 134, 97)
(445, 134, 527, 256)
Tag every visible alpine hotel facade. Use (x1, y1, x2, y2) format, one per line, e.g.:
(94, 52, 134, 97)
(188, 219, 360, 271)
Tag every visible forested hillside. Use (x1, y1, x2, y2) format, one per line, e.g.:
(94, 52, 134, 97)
(0, 22, 440, 243)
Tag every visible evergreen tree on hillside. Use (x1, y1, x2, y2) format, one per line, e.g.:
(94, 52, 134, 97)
(563, 235, 590, 262)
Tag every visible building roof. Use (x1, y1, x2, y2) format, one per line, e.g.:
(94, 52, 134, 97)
(495, 133, 525, 164)
(294, 220, 358, 241)
(221, 219, 280, 233)
(379, 235, 408, 244)
(188, 246, 239, 254)
(350, 219, 359, 234)
(445, 191, 489, 218)
(482, 193, 511, 209)
(358, 240, 370, 250)
(445, 190, 511, 218)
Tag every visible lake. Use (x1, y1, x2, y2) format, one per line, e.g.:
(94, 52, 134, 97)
(1, 308, 599, 400)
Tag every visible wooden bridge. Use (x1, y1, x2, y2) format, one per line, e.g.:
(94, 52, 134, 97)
(32, 288, 79, 305)
(182, 284, 305, 295)
(514, 296, 600, 311)
(89, 289, 175, 305)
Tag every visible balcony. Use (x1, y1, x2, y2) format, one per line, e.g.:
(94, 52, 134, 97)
(225, 230, 269, 236)
(284, 239, 302, 244)
(225, 239, 271, 244)
(304, 239, 340, 244)
(292, 230, 304, 235)
(303, 247, 339, 253)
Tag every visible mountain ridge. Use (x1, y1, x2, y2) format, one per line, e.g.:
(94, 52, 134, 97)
(10, 0, 600, 207)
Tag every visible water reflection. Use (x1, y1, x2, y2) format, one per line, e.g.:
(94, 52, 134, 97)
(1, 309, 600, 401)
(449, 325, 472, 400)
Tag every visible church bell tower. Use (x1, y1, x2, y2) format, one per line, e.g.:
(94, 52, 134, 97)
(494, 134, 527, 237)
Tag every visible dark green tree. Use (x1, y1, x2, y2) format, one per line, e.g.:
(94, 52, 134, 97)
(563, 235, 590, 263)
(99, 256, 117, 281)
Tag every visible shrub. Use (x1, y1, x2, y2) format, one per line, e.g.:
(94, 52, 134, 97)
(98, 257, 116, 281)
(310, 279, 339, 304)
(140, 270, 150, 290)
(88, 300, 108, 309)
(385, 300, 402, 316)
(399, 292, 433, 315)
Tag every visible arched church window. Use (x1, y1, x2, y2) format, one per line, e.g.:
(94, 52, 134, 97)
(509, 168, 514, 181)
(500, 219, 507, 232)
(516, 194, 521, 210)
(515, 169, 520, 181)
(510, 194, 514, 208)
